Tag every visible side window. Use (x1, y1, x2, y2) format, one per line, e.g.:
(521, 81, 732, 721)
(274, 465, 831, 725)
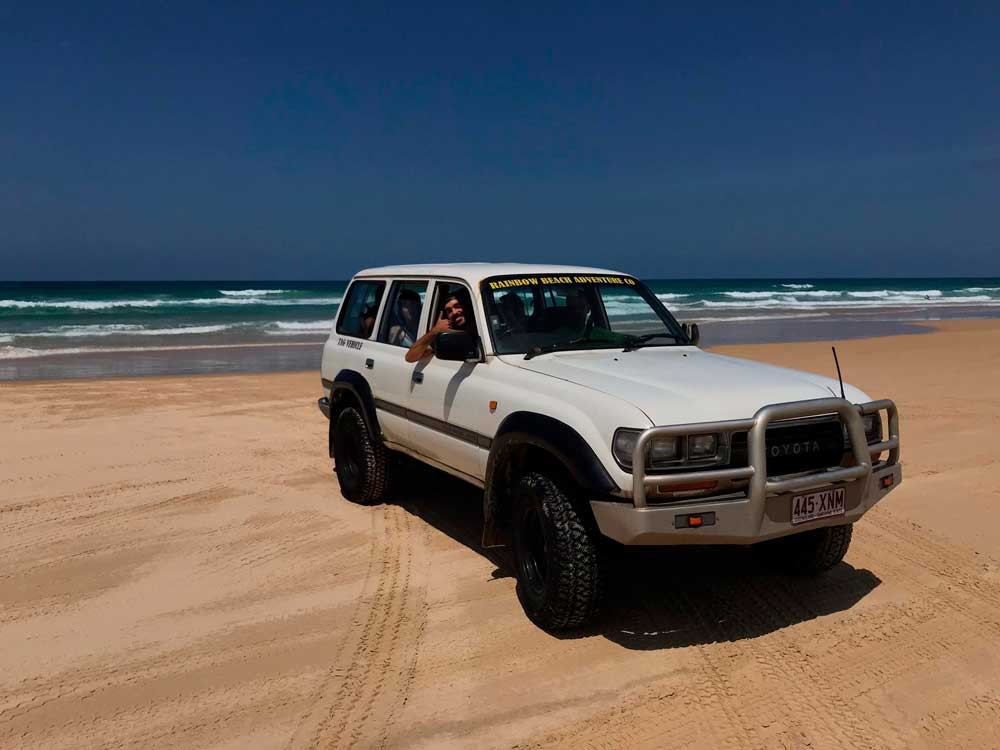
(336, 280, 386, 339)
(379, 280, 428, 348)
(429, 280, 478, 336)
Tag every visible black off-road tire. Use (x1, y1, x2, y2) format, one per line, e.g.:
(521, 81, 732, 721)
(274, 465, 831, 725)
(755, 523, 853, 575)
(511, 472, 602, 631)
(332, 406, 391, 505)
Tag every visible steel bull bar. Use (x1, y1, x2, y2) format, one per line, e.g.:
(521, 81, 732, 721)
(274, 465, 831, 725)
(589, 397, 902, 544)
(631, 397, 900, 510)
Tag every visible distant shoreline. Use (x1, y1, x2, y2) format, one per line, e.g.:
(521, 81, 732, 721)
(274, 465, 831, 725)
(0, 316, 954, 382)
(3, 277, 999, 380)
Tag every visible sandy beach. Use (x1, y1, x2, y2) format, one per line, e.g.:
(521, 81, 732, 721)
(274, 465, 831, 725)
(2, 319, 999, 749)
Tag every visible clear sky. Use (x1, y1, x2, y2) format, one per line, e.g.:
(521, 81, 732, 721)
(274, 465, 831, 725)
(2, 2, 999, 280)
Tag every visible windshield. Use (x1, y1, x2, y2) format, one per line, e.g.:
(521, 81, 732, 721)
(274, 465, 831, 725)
(481, 274, 687, 356)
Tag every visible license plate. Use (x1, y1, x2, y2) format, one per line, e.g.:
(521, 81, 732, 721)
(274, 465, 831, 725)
(790, 486, 846, 525)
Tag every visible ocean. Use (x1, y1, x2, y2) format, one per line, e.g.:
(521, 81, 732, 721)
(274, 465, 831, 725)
(2, 278, 999, 379)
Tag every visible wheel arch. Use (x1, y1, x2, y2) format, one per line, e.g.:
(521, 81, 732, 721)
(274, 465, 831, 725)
(324, 370, 381, 457)
(482, 411, 618, 547)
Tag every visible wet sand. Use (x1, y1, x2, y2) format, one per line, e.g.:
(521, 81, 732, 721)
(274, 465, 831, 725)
(2, 319, 999, 748)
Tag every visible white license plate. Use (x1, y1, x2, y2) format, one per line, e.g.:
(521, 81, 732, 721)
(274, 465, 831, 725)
(790, 486, 846, 525)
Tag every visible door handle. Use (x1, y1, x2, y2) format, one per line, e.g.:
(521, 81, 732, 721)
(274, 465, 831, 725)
(364, 358, 374, 369)
(412, 371, 424, 384)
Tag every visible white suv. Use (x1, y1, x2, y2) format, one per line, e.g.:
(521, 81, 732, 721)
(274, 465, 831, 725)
(319, 264, 901, 630)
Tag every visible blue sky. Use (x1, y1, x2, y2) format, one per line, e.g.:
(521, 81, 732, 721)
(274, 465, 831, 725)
(2, 2, 998, 280)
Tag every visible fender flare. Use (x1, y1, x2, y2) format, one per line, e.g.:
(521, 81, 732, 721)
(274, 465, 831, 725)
(482, 411, 618, 546)
(324, 370, 381, 457)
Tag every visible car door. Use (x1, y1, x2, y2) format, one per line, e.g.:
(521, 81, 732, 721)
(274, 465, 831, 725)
(329, 276, 387, 385)
(406, 278, 492, 482)
(369, 278, 430, 446)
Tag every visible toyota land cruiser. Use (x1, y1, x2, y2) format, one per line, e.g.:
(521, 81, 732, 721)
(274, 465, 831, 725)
(319, 264, 901, 630)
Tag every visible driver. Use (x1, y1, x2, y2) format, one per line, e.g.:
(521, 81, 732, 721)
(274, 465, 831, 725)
(551, 289, 624, 344)
(405, 290, 475, 362)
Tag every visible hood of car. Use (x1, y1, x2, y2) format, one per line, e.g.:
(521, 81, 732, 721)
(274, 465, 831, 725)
(500, 347, 870, 425)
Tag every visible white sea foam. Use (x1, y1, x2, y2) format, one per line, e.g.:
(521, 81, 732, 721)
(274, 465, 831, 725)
(0, 298, 172, 310)
(0, 296, 343, 310)
(780, 283, 815, 289)
(265, 320, 333, 334)
(25, 324, 238, 338)
(960, 287, 1000, 293)
(0, 341, 320, 360)
(722, 290, 842, 299)
(0, 346, 40, 359)
(690, 313, 829, 323)
(187, 296, 343, 306)
(7, 320, 336, 342)
(218, 289, 289, 297)
(655, 293, 689, 300)
(847, 290, 942, 299)
(700, 295, 995, 310)
(723, 291, 777, 299)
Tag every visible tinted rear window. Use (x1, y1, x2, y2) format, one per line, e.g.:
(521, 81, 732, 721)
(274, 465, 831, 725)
(336, 280, 386, 339)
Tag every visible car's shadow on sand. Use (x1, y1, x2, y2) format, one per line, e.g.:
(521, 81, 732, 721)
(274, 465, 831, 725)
(387, 464, 881, 651)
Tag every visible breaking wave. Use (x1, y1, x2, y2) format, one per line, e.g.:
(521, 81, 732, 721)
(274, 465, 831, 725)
(0, 341, 318, 360)
(218, 288, 289, 297)
(0, 296, 342, 310)
(22, 323, 238, 337)
(265, 320, 333, 334)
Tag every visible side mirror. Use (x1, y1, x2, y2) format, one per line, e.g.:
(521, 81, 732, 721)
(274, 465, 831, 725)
(435, 330, 482, 362)
(682, 322, 701, 347)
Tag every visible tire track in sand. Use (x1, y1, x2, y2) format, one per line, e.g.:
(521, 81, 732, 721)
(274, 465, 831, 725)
(537, 571, 880, 750)
(288, 504, 429, 750)
(531, 509, 1000, 750)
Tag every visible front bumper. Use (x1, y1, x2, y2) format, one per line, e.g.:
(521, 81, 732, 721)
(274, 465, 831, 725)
(592, 397, 901, 545)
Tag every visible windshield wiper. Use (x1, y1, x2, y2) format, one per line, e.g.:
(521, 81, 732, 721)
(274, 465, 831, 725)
(622, 333, 683, 352)
(523, 339, 601, 360)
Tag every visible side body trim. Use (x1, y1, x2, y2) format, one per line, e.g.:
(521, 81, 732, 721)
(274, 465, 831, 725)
(373, 397, 493, 450)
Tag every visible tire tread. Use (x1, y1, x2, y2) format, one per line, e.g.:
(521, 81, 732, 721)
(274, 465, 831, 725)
(333, 407, 391, 505)
(515, 472, 601, 630)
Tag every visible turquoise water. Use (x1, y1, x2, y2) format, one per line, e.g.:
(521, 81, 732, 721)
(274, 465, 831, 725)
(2, 277, 999, 365)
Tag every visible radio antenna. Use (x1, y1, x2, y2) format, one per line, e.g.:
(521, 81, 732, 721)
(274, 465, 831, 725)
(831, 346, 846, 399)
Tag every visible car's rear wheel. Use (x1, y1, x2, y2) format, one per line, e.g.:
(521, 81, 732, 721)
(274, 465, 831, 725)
(332, 406, 391, 504)
(754, 523, 853, 574)
(511, 472, 601, 631)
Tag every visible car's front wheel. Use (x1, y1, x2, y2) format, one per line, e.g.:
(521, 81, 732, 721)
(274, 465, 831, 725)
(754, 523, 853, 574)
(511, 471, 601, 631)
(332, 406, 391, 504)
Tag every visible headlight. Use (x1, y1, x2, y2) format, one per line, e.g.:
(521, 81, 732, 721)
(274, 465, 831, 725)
(688, 433, 718, 457)
(613, 429, 639, 466)
(613, 429, 723, 470)
(614, 430, 679, 467)
(862, 414, 882, 444)
(650, 437, 681, 462)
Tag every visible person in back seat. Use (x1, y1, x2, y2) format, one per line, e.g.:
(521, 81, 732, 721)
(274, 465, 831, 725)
(387, 289, 421, 347)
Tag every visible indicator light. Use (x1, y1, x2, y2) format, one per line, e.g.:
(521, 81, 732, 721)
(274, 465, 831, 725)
(674, 512, 717, 529)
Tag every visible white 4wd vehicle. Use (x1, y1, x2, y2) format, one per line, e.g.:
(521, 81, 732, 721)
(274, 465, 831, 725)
(319, 264, 901, 630)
